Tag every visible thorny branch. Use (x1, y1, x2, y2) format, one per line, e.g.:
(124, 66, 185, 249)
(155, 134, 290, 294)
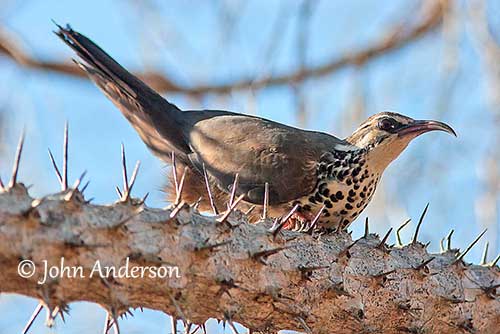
(0, 1, 447, 96)
(0, 133, 499, 334)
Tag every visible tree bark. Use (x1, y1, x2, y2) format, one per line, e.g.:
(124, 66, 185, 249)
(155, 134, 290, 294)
(0, 183, 499, 334)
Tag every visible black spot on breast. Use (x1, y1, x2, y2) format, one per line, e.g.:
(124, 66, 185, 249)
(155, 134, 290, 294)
(308, 196, 316, 204)
(349, 189, 356, 197)
(363, 186, 368, 192)
(319, 182, 327, 191)
(303, 204, 311, 211)
(347, 197, 355, 203)
(346, 179, 352, 186)
(324, 200, 333, 208)
(324, 212, 331, 217)
(350, 211, 358, 218)
(315, 193, 323, 202)
(351, 167, 361, 177)
(336, 191, 344, 200)
(320, 188, 330, 197)
(354, 184, 360, 190)
(329, 194, 338, 202)
(360, 192, 366, 198)
(340, 210, 348, 215)
(345, 203, 353, 210)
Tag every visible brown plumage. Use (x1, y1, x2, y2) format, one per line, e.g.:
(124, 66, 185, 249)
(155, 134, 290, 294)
(56, 24, 456, 231)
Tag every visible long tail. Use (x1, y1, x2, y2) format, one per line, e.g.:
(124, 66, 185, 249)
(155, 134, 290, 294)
(55, 23, 191, 160)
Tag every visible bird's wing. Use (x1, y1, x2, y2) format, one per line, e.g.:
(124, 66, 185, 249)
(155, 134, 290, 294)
(185, 113, 346, 205)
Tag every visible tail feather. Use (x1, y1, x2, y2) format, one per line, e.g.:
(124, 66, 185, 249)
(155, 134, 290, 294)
(56, 23, 191, 160)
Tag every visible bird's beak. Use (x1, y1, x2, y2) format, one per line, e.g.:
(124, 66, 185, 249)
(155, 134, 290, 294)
(397, 119, 457, 138)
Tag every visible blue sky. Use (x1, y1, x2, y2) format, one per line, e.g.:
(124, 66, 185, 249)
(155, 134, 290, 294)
(0, 0, 498, 333)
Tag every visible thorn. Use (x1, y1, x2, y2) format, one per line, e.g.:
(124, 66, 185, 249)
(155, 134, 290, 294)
(396, 219, 411, 246)
(245, 205, 256, 215)
(270, 204, 299, 238)
(120, 143, 129, 198)
(412, 203, 429, 244)
(139, 192, 149, 205)
(46, 305, 59, 327)
(167, 291, 187, 323)
(110, 312, 120, 334)
(251, 246, 290, 264)
(72, 170, 87, 190)
(491, 253, 500, 267)
(225, 315, 239, 334)
(185, 322, 193, 334)
(446, 229, 454, 251)
(481, 242, 489, 265)
(62, 122, 69, 191)
(454, 229, 487, 264)
(195, 239, 232, 252)
(171, 151, 179, 197)
(81, 181, 90, 195)
(306, 205, 326, 234)
(261, 182, 269, 220)
(8, 130, 25, 188)
(202, 163, 219, 214)
(363, 217, 369, 238)
(111, 209, 142, 230)
(373, 269, 396, 280)
(66, 170, 87, 200)
(171, 316, 178, 334)
(482, 283, 500, 299)
(296, 316, 312, 334)
(103, 313, 111, 334)
(22, 303, 43, 334)
(228, 173, 239, 208)
(174, 166, 188, 205)
(191, 196, 202, 211)
(170, 201, 186, 219)
(115, 186, 123, 199)
(56, 304, 69, 323)
(125, 161, 140, 201)
(298, 265, 329, 276)
(48, 149, 63, 188)
(440, 236, 446, 253)
(217, 194, 245, 224)
(414, 256, 435, 270)
(377, 228, 393, 249)
(339, 238, 361, 257)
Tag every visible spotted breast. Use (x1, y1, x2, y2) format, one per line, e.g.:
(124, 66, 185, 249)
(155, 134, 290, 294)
(290, 148, 380, 231)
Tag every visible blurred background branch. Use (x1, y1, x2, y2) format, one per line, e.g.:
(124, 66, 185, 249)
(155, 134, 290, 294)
(0, 0, 446, 95)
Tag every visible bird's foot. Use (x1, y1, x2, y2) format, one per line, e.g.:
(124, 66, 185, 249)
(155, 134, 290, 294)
(282, 211, 316, 232)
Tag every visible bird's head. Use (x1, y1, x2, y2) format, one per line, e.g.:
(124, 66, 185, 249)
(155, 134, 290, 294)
(346, 112, 456, 170)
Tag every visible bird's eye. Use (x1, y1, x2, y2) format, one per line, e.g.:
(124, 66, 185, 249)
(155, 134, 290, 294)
(377, 118, 399, 132)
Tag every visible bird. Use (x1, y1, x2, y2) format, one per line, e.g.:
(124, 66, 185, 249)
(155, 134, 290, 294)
(55, 24, 456, 232)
